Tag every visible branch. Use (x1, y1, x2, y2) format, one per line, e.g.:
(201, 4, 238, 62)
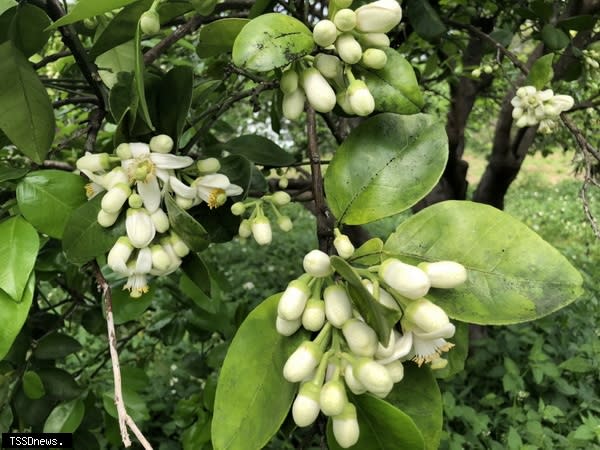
(306, 106, 334, 252)
(94, 264, 154, 450)
(33, 50, 71, 70)
(42, 160, 75, 171)
(52, 96, 99, 108)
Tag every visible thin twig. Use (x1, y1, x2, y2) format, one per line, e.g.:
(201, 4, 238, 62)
(53, 96, 99, 108)
(33, 50, 71, 70)
(42, 160, 75, 171)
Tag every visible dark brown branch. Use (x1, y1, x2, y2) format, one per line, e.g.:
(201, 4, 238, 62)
(42, 160, 75, 171)
(53, 96, 99, 108)
(33, 50, 71, 70)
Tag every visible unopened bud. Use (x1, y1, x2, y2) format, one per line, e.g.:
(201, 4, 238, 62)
(314, 53, 343, 79)
(280, 69, 299, 94)
(277, 216, 293, 232)
(320, 379, 347, 416)
(101, 183, 131, 214)
(332, 403, 360, 448)
(333, 9, 356, 32)
(278, 177, 289, 189)
(355, 0, 402, 33)
(343, 364, 366, 394)
(302, 299, 326, 331)
(238, 219, 252, 238)
(283, 341, 322, 382)
(404, 298, 452, 335)
(333, 234, 354, 259)
(292, 382, 321, 427)
(303, 249, 332, 277)
(323, 285, 353, 328)
(342, 319, 378, 357)
(107, 236, 134, 273)
(76, 152, 110, 172)
(374, 329, 396, 359)
(358, 32, 390, 48)
(361, 48, 387, 69)
(149, 134, 173, 153)
(128, 193, 143, 209)
(271, 191, 291, 206)
(97, 209, 119, 228)
(353, 357, 393, 395)
(196, 158, 221, 174)
(336, 92, 355, 115)
(385, 360, 404, 382)
(471, 68, 482, 78)
(301, 68, 337, 113)
(347, 80, 375, 116)
(252, 216, 272, 246)
(379, 258, 430, 299)
(126, 208, 155, 248)
(278, 280, 311, 321)
(170, 232, 190, 257)
(115, 143, 132, 160)
(313, 20, 338, 47)
(418, 261, 467, 288)
(230, 202, 246, 216)
(151, 244, 171, 271)
(140, 10, 160, 35)
(150, 208, 170, 233)
(335, 33, 362, 64)
(282, 89, 306, 120)
(276, 316, 302, 336)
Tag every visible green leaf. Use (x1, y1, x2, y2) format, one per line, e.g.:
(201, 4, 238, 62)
(23, 371, 46, 399)
(0, 216, 39, 301)
(0, 164, 28, 183)
(248, 0, 274, 18)
(197, 18, 250, 58)
(0, 274, 34, 360)
(327, 394, 425, 450)
(103, 387, 150, 423)
(9, 4, 51, 57)
(48, 0, 140, 29)
(33, 333, 82, 360)
(212, 294, 308, 450)
(165, 194, 210, 252)
(43, 398, 85, 433)
(324, 113, 448, 225)
(232, 13, 315, 72)
(330, 256, 401, 344)
(348, 237, 384, 266)
(157, 66, 193, 143)
(109, 71, 136, 123)
(356, 48, 424, 114)
(219, 154, 253, 198)
(383, 200, 584, 324)
(17, 170, 87, 239)
(134, 23, 154, 129)
(0, 0, 15, 15)
(62, 196, 125, 265)
(386, 364, 442, 450)
(526, 53, 554, 89)
(112, 283, 155, 325)
(405, 0, 446, 41)
(221, 135, 296, 166)
(540, 24, 570, 51)
(559, 356, 594, 373)
(38, 368, 83, 401)
(557, 15, 597, 31)
(0, 41, 54, 163)
(181, 253, 211, 296)
(96, 40, 136, 89)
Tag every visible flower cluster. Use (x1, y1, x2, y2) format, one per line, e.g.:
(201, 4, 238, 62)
(470, 62, 499, 78)
(76, 135, 242, 297)
(276, 239, 467, 447)
(583, 48, 599, 70)
(511, 86, 574, 133)
(281, 0, 402, 120)
(231, 191, 292, 246)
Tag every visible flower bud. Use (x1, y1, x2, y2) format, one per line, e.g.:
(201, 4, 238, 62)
(302, 299, 326, 331)
(385, 360, 404, 383)
(278, 177, 289, 189)
(320, 379, 348, 416)
(355, 0, 402, 33)
(76, 152, 110, 172)
(280, 69, 298, 94)
(538, 89, 554, 102)
(404, 298, 452, 335)
(333, 9, 356, 32)
(128, 193, 143, 209)
(334, 234, 354, 259)
(149, 134, 173, 153)
(140, 9, 161, 34)
(483, 64, 493, 74)
(238, 218, 252, 238)
(471, 67, 482, 78)
(379, 258, 430, 299)
(512, 106, 524, 119)
(418, 261, 467, 289)
(313, 20, 338, 47)
(101, 183, 131, 214)
(301, 68, 337, 113)
(115, 143, 132, 160)
(517, 86, 536, 97)
(230, 202, 246, 216)
(515, 114, 530, 128)
(278, 280, 311, 321)
(343, 364, 366, 394)
(282, 88, 306, 120)
(548, 94, 574, 113)
(347, 80, 375, 116)
(358, 32, 390, 48)
(105, 167, 129, 189)
(323, 285, 353, 328)
(342, 319, 378, 357)
(277, 216, 293, 232)
(126, 208, 156, 248)
(176, 196, 194, 210)
(332, 403, 360, 448)
(276, 315, 302, 336)
(196, 157, 221, 174)
(252, 216, 272, 246)
(170, 232, 190, 257)
(314, 53, 343, 79)
(292, 382, 321, 427)
(303, 249, 332, 277)
(361, 48, 387, 69)
(271, 191, 291, 206)
(353, 357, 393, 395)
(151, 244, 171, 272)
(283, 341, 322, 382)
(335, 33, 362, 64)
(336, 92, 355, 115)
(97, 209, 119, 227)
(107, 236, 134, 273)
(150, 208, 170, 233)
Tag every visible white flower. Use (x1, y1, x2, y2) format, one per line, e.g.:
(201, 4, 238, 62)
(319, 379, 347, 416)
(418, 261, 468, 288)
(335, 33, 363, 65)
(192, 173, 243, 208)
(126, 208, 156, 248)
(379, 258, 430, 299)
(342, 319, 378, 357)
(347, 80, 375, 116)
(300, 68, 337, 113)
(409, 327, 455, 367)
(251, 217, 272, 246)
(313, 20, 338, 47)
(107, 236, 134, 274)
(355, 0, 402, 33)
(303, 250, 332, 277)
(278, 279, 311, 321)
(123, 247, 152, 298)
(332, 403, 360, 448)
(283, 341, 322, 383)
(292, 382, 321, 427)
(323, 285, 353, 328)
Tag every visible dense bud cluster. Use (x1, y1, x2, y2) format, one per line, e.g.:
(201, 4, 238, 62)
(231, 191, 293, 246)
(76, 135, 242, 297)
(277, 246, 467, 447)
(583, 49, 599, 70)
(280, 0, 402, 120)
(510, 86, 574, 133)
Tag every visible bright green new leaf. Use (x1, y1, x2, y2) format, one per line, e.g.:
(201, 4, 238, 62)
(43, 398, 85, 433)
(96, 40, 135, 89)
(197, 18, 250, 57)
(33, 333, 82, 360)
(324, 113, 448, 225)
(356, 49, 423, 114)
(17, 170, 87, 239)
(348, 237, 384, 266)
(134, 23, 154, 129)
(0, 216, 39, 301)
(232, 13, 314, 72)
(383, 201, 584, 324)
(23, 371, 46, 400)
(327, 394, 425, 450)
(0, 274, 34, 360)
(221, 135, 296, 166)
(48, 0, 139, 29)
(212, 294, 308, 450)
(526, 54, 554, 89)
(0, 0, 15, 15)
(165, 194, 210, 252)
(0, 41, 54, 163)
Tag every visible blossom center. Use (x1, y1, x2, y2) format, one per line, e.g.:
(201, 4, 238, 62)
(132, 158, 156, 182)
(207, 188, 227, 209)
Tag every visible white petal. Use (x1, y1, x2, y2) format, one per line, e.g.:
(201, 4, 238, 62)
(138, 177, 161, 213)
(130, 143, 150, 158)
(226, 183, 244, 196)
(156, 168, 171, 185)
(169, 176, 197, 199)
(412, 323, 455, 340)
(150, 153, 193, 170)
(196, 173, 231, 190)
(376, 331, 413, 365)
(135, 247, 153, 274)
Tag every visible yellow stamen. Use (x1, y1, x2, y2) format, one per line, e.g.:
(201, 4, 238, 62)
(207, 188, 226, 209)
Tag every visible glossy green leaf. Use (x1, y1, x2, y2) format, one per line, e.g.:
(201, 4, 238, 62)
(356, 49, 423, 114)
(190, 0, 217, 15)
(218, 154, 253, 198)
(109, 71, 136, 124)
(34, 333, 82, 360)
(232, 13, 314, 72)
(212, 294, 308, 450)
(221, 135, 295, 166)
(48, 0, 139, 29)
(165, 194, 210, 252)
(541, 24, 570, 51)
(157, 66, 193, 143)
(557, 15, 596, 31)
(96, 40, 135, 89)
(62, 196, 125, 264)
(23, 371, 46, 399)
(383, 200, 584, 324)
(526, 53, 554, 89)
(405, 0, 446, 41)
(0, 42, 54, 163)
(0, 216, 39, 301)
(348, 237, 384, 266)
(43, 398, 85, 433)
(324, 113, 448, 225)
(9, 4, 51, 57)
(0, 274, 34, 360)
(386, 364, 443, 450)
(248, 0, 274, 18)
(0, 164, 28, 183)
(38, 368, 83, 400)
(433, 321, 469, 380)
(181, 253, 211, 297)
(112, 284, 155, 325)
(331, 256, 401, 344)
(17, 170, 87, 239)
(197, 18, 249, 57)
(134, 23, 154, 129)
(327, 394, 425, 450)
(0, 0, 15, 15)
